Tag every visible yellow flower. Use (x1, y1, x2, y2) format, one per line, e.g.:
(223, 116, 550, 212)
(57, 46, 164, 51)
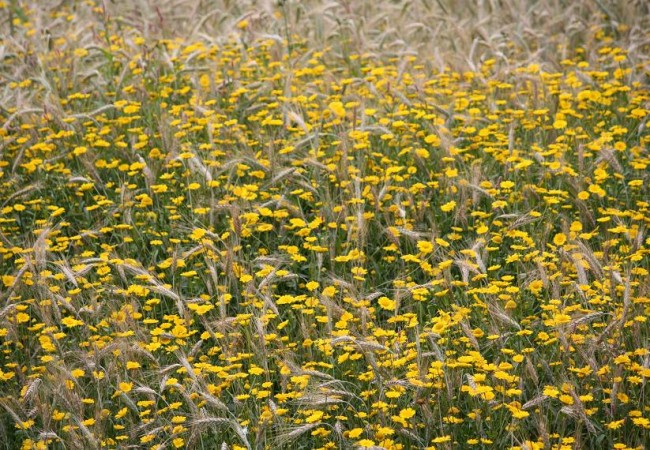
(305, 410, 324, 423)
(187, 303, 214, 315)
(440, 200, 456, 212)
(632, 417, 650, 429)
(588, 183, 606, 197)
(0, 370, 15, 381)
(444, 167, 458, 178)
(240, 274, 253, 283)
(1, 275, 15, 287)
(417, 240, 434, 254)
(607, 419, 625, 430)
(559, 394, 574, 405)
(329, 101, 346, 118)
(510, 407, 529, 419)
(552, 232, 567, 246)
(348, 428, 363, 438)
(52, 411, 67, 421)
(553, 119, 567, 129)
(73, 48, 89, 58)
(141, 434, 156, 444)
(15, 312, 30, 324)
(435, 238, 450, 247)
(528, 279, 544, 295)
(424, 134, 440, 145)
(399, 407, 416, 420)
(189, 228, 207, 240)
(61, 316, 84, 327)
(543, 386, 559, 397)
(378, 297, 395, 310)
(123, 103, 141, 114)
(322, 286, 337, 297)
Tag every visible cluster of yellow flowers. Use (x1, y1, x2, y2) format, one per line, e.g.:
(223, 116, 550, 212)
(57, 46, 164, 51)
(0, 2, 649, 450)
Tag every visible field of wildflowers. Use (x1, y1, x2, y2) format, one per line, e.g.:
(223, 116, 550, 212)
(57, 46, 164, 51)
(0, 1, 649, 449)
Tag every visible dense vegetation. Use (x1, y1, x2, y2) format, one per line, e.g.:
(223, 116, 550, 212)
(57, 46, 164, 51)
(1, 1, 649, 449)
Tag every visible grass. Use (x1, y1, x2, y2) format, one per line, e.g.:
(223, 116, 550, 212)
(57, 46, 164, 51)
(0, 0, 649, 449)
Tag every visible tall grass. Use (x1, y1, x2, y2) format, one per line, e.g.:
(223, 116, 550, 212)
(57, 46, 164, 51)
(1, 1, 649, 449)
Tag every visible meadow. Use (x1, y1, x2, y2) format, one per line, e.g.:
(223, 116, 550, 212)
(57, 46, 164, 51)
(0, 0, 649, 449)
